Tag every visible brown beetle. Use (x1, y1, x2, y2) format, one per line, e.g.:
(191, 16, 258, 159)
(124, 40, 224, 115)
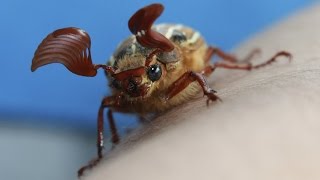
(31, 3, 291, 176)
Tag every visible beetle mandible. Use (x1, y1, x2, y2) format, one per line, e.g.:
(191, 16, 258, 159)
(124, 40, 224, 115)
(31, 3, 292, 176)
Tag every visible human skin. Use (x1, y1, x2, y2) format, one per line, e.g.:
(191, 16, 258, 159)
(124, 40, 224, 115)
(83, 4, 320, 180)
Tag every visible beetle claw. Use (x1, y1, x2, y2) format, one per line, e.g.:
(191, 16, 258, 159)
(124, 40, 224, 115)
(205, 89, 222, 106)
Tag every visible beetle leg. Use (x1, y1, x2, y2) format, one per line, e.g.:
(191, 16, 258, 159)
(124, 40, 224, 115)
(78, 95, 122, 177)
(213, 51, 292, 70)
(205, 46, 261, 63)
(201, 66, 216, 76)
(107, 109, 120, 145)
(165, 71, 221, 104)
(202, 50, 291, 77)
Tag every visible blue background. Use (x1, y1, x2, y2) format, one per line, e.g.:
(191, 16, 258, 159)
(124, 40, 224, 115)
(0, 0, 314, 131)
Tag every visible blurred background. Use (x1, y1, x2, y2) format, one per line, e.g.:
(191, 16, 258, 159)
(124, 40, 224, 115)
(0, 0, 315, 179)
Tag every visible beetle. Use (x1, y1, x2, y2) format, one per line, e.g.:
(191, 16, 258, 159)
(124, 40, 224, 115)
(31, 3, 291, 176)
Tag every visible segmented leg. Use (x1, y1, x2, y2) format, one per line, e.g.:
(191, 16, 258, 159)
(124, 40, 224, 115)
(213, 51, 292, 70)
(188, 50, 291, 105)
(205, 46, 261, 63)
(78, 95, 122, 177)
(166, 71, 221, 105)
(108, 110, 120, 144)
(201, 66, 215, 76)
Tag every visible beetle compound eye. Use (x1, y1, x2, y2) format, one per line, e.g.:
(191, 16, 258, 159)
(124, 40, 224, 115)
(147, 64, 162, 81)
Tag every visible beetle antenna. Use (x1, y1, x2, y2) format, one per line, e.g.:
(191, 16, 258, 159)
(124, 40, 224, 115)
(94, 64, 116, 75)
(128, 3, 174, 52)
(31, 27, 111, 77)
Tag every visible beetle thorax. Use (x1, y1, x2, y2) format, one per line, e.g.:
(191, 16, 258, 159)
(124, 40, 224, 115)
(114, 54, 147, 72)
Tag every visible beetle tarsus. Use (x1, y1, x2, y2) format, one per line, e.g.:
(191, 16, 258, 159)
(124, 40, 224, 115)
(205, 89, 222, 106)
(78, 157, 102, 177)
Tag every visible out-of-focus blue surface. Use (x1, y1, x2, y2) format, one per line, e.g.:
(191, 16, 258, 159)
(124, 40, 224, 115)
(0, 0, 314, 129)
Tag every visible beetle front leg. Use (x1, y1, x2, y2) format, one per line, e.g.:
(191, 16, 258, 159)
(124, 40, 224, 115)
(166, 71, 221, 104)
(78, 95, 122, 177)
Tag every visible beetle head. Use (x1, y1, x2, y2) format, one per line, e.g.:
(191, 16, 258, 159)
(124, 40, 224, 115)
(108, 51, 168, 98)
(107, 3, 177, 98)
(31, 3, 174, 99)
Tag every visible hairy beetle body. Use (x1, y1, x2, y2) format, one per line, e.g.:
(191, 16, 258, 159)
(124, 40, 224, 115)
(31, 3, 291, 176)
(108, 24, 207, 113)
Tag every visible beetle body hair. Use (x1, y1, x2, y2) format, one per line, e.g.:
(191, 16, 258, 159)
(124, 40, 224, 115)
(107, 24, 208, 114)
